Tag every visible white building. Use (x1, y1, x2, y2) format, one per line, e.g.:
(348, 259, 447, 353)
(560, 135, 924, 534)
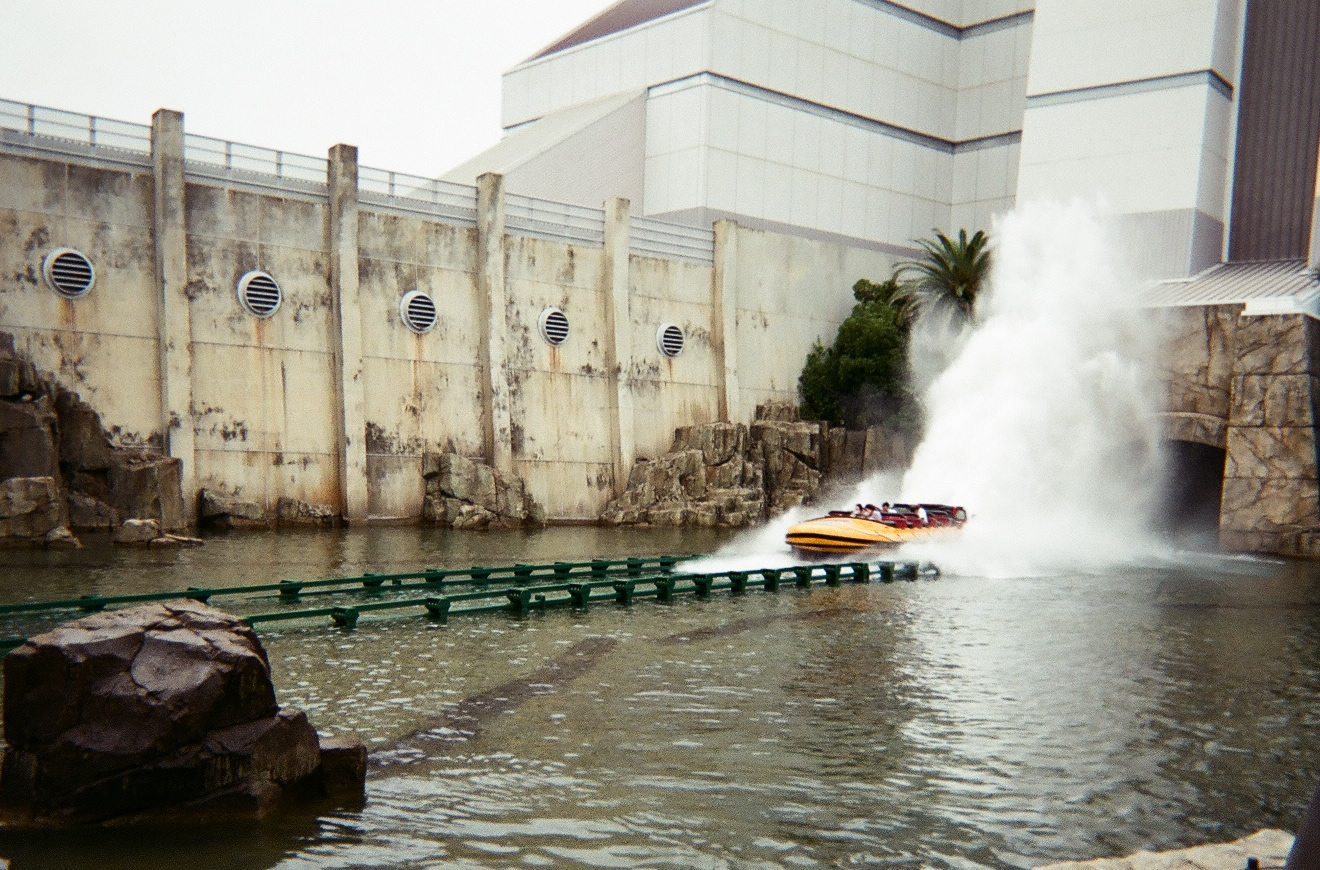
(446, 0, 1320, 279)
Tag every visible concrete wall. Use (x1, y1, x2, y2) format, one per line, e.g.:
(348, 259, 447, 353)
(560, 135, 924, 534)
(0, 114, 893, 523)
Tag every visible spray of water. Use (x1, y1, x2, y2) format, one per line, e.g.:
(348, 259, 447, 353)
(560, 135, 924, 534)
(696, 199, 1170, 577)
(897, 199, 1167, 575)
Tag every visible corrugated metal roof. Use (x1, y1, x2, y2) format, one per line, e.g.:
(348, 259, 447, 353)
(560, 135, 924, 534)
(1143, 259, 1318, 307)
(527, 0, 707, 61)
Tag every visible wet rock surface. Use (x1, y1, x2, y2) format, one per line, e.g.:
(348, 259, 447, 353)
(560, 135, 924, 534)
(0, 335, 191, 547)
(600, 402, 912, 527)
(0, 600, 365, 827)
(422, 453, 546, 529)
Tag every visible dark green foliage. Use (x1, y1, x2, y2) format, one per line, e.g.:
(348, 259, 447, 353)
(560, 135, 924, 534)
(798, 280, 913, 428)
(896, 228, 991, 323)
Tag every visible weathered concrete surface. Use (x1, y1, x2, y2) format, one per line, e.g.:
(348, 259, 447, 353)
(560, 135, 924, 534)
(0, 600, 364, 826)
(1032, 828, 1292, 870)
(1, 126, 895, 523)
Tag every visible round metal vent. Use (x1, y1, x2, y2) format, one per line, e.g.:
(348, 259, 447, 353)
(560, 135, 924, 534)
(399, 290, 438, 334)
(538, 306, 570, 346)
(42, 248, 95, 298)
(236, 270, 281, 318)
(657, 322, 685, 357)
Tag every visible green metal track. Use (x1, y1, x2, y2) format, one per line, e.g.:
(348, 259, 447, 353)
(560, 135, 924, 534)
(0, 556, 935, 651)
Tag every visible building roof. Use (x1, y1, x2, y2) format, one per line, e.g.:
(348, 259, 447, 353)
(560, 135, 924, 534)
(527, 0, 706, 61)
(441, 90, 643, 184)
(1143, 259, 1318, 309)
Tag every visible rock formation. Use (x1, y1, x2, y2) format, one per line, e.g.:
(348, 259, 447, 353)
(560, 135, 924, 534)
(600, 402, 912, 527)
(422, 453, 546, 529)
(0, 334, 192, 548)
(198, 489, 338, 530)
(0, 600, 364, 826)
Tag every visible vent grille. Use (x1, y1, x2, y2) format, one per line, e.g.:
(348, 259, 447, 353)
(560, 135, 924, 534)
(237, 271, 281, 318)
(538, 307, 570, 346)
(42, 248, 95, 298)
(657, 323, 685, 357)
(400, 290, 438, 334)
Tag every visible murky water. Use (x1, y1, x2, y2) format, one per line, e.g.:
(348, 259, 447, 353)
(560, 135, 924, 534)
(1, 528, 1319, 869)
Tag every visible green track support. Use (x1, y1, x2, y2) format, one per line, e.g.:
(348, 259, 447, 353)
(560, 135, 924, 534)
(0, 554, 937, 646)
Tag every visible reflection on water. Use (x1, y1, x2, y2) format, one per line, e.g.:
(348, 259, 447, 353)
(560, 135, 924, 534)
(1, 528, 1319, 869)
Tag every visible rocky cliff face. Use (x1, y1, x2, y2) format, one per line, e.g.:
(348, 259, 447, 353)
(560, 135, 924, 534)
(600, 403, 912, 527)
(0, 333, 192, 548)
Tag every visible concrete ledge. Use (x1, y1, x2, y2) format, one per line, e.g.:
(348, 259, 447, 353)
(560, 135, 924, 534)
(1033, 828, 1292, 870)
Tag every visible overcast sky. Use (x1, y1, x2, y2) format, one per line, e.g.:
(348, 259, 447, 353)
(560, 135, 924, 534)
(1, 0, 613, 178)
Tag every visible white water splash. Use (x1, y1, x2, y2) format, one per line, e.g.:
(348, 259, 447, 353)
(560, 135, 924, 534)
(896, 199, 1168, 576)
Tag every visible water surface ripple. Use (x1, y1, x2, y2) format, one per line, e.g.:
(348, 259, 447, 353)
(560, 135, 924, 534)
(1, 529, 1318, 869)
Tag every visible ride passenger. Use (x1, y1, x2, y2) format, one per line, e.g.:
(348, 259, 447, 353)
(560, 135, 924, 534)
(916, 505, 928, 526)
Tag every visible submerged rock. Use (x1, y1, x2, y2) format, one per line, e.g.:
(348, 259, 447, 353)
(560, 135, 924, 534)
(0, 600, 365, 827)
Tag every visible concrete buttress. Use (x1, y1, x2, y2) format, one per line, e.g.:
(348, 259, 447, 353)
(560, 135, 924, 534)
(477, 173, 513, 475)
(712, 219, 741, 423)
(151, 109, 198, 524)
(328, 144, 368, 522)
(602, 197, 635, 492)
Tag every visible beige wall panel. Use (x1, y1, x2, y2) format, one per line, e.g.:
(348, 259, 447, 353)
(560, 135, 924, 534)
(730, 225, 893, 420)
(357, 211, 477, 273)
(362, 356, 485, 459)
(0, 154, 161, 443)
(366, 454, 424, 520)
(357, 259, 481, 366)
(515, 458, 615, 521)
(629, 380, 720, 459)
(7, 330, 161, 448)
(190, 342, 338, 458)
(194, 446, 340, 513)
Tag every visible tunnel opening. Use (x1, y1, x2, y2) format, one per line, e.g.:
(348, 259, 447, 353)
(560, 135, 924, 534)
(1157, 439, 1226, 546)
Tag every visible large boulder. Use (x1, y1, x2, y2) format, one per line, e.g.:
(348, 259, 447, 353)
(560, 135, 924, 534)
(109, 454, 186, 532)
(422, 453, 544, 529)
(199, 488, 268, 529)
(0, 601, 364, 826)
(0, 399, 59, 481)
(0, 477, 65, 543)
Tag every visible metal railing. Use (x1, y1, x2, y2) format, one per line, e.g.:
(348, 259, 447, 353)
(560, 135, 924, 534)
(631, 215, 715, 264)
(358, 166, 478, 226)
(505, 192, 606, 247)
(0, 97, 151, 168)
(183, 133, 329, 195)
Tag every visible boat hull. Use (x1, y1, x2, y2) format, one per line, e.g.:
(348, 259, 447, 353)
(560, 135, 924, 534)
(785, 515, 952, 555)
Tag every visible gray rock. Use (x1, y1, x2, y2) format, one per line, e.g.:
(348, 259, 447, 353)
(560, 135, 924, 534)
(110, 454, 186, 532)
(114, 518, 161, 544)
(0, 399, 59, 481)
(53, 389, 113, 473)
(67, 491, 118, 531)
(275, 497, 337, 527)
(0, 477, 62, 541)
(0, 601, 359, 826)
(42, 527, 81, 549)
(199, 488, 267, 529)
(422, 453, 544, 529)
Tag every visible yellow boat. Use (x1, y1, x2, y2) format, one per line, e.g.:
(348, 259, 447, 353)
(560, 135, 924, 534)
(786, 504, 967, 555)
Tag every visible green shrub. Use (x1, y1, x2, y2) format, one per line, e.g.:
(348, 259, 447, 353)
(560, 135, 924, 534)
(798, 278, 913, 428)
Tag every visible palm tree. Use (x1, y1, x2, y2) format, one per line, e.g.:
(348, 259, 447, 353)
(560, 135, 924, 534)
(896, 229, 991, 323)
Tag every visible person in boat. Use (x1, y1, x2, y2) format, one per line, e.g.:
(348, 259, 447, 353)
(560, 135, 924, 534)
(864, 504, 882, 519)
(916, 505, 928, 526)
(851, 503, 867, 518)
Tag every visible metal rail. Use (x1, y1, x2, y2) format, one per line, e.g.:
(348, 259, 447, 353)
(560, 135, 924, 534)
(0, 556, 934, 650)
